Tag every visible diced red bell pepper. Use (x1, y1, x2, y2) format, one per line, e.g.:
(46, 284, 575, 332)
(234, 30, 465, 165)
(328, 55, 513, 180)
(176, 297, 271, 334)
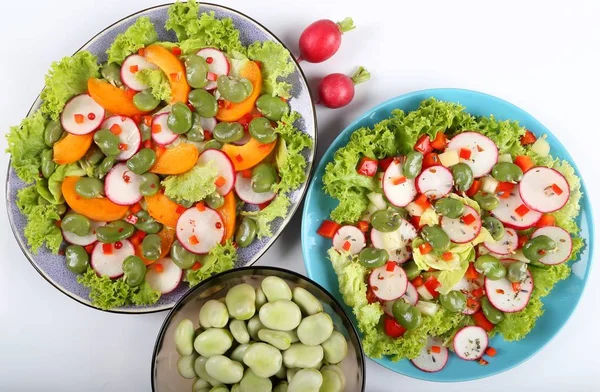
(521, 130, 537, 145)
(430, 132, 448, 150)
(517, 234, 529, 249)
(514, 155, 534, 173)
(466, 297, 480, 312)
(342, 241, 352, 251)
(84, 244, 95, 254)
(473, 311, 494, 332)
(357, 157, 379, 177)
(424, 276, 441, 298)
(536, 214, 555, 227)
(411, 276, 424, 288)
(442, 252, 453, 261)
(152, 123, 162, 134)
(130, 203, 142, 214)
(419, 242, 433, 255)
(102, 243, 113, 255)
(214, 176, 226, 188)
(422, 152, 439, 169)
(357, 221, 369, 233)
(551, 183, 564, 196)
(431, 345, 442, 354)
(496, 182, 515, 198)
(461, 213, 476, 225)
(410, 215, 422, 230)
(175, 204, 186, 214)
(479, 358, 489, 366)
(74, 114, 84, 124)
(195, 201, 206, 212)
(258, 201, 271, 210)
(317, 220, 341, 239)
(486, 347, 497, 357)
(392, 176, 407, 185)
(465, 179, 482, 197)
(171, 47, 182, 56)
(383, 316, 407, 338)
(188, 235, 199, 245)
(459, 148, 472, 160)
(465, 262, 479, 280)
(472, 288, 484, 298)
(515, 204, 530, 217)
(414, 194, 431, 209)
(203, 130, 212, 140)
(414, 135, 433, 155)
(512, 282, 521, 292)
(386, 261, 396, 272)
(129, 65, 139, 73)
(191, 262, 202, 271)
(154, 263, 164, 273)
(110, 124, 122, 135)
(378, 157, 395, 171)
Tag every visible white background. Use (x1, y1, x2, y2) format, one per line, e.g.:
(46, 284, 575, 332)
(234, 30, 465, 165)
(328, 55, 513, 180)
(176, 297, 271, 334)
(1, 0, 599, 391)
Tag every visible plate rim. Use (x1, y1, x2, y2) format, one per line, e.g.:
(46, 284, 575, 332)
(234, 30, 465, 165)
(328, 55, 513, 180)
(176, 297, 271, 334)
(5, 2, 318, 314)
(300, 87, 595, 381)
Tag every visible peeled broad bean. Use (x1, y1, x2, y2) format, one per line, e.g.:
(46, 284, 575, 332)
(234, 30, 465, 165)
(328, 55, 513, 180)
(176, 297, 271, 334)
(275, 363, 287, 379)
(231, 384, 240, 392)
(319, 367, 343, 392)
(192, 378, 211, 392)
(287, 368, 298, 383)
(255, 287, 267, 309)
(258, 329, 295, 350)
(194, 328, 233, 357)
(292, 287, 323, 315)
(209, 387, 228, 392)
(288, 368, 323, 392)
(231, 343, 251, 363)
(259, 300, 302, 331)
(274, 381, 289, 392)
(205, 355, 244, 384)
(230, 319, 250, 344)
(194, 356, 222, 387)
(321, 331, 348, 365)
(239, 368, 272, 392)
(226, 283, 256, 320)
(175, 318, 195, 356)
(247, 315, 265, 341)
(177, 353, 198, 379)
(243, 342, 283, 378)
(297, 313, 333, 346)
(320, 365, 345, 390)
(283, 343, 324, 369)
(261, 276, 292, 302)
(199, 300, 229, 329)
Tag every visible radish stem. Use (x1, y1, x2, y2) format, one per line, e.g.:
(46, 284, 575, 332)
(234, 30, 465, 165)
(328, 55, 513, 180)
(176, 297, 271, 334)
(336, 17, 356, 33)
(351, 66, 371, 85)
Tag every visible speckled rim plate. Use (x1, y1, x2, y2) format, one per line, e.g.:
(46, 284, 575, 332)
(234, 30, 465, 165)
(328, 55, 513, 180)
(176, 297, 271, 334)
(6, 3, 317, 314)
(301, 88, 594, 381)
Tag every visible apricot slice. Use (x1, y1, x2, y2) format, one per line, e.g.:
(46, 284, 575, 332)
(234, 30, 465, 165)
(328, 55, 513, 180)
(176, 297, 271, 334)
(62, 177, 128, 221)
(87, 78, 147, 117)
(145, 192, 183, 228)
(216, 191, 236, 242)
(222, 137, 276, 171)
(216, 61, 262, 122)
(144, 44, 190, 104)
(150, 143, 199, 175)
(53, 133, 94, 164)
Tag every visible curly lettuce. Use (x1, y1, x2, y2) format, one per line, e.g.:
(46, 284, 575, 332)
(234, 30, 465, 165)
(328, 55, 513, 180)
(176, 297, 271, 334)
(162, 161, 218, 203)
(135, 69, 171, 101)
(185, 241, 237, 286)
(16, 186, 62, 254)
(6, 110, 47, 183)
(247, 41, 295, 98)
(240, 195, 291, 238)
(106, 17, 158, 64)
(274, 111, 313, 193)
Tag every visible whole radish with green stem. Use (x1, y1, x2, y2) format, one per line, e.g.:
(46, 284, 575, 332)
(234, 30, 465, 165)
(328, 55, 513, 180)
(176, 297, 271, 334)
(298, 17, 355, 63)
(318, 67, 371, 108)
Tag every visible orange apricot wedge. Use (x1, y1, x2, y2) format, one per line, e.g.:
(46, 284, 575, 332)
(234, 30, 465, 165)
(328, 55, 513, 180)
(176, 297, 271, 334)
(222, 137, 277, 171)
(145, 193, 183, 228)
(62, 177, 128, 221)
(53, 133, 94, 164)
(135, 227, 176, 265)
(87, 78, 147, 117)
(144, 44, 190, 104)
(216, 191, 237, 242)
(216, 61, 262, 122)
(150, 143, 199, 175)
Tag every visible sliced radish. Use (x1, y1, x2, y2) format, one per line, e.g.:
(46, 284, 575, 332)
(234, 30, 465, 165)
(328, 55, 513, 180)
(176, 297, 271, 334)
(387, 247, 411, 264)
(382, 160, 417, 207)
(416, 165, 453, 200)
(232, 130, 252, 146)
(121, 54, 158, 91)
(440, 206, 481, 244)
(461, 296, 481, 315)
(200, 117, 217, 132)
(151, 113, 179, 145)
(491, 190, 542, 230)
(531, 226, 572, 265)
(447, 132, 499, 178)
(90, 240, 134, 279)
(411, 337, 448, 373)
(198, 149, 235, 196)
(145, 257, 183, 294)
(485, 270, 533, 313)
(61, 94, 105, 135)
(519, 167, 569, 213)
(370, 219, 417, 250)
(197, 48, 230, 90)
(403, 282, 419, 306)
(483, 227, 518, 255)
(176, 207, 225, 254)
(104, 163, 142, 206)
(62, 220, 106, 246)
(452, 275, 484, 293)
(453, 326, 488, 361)
(234, 172, 276, 205)
(332, 225, 366, 255)
(416, 284, 434, 301)
(100, 116, 141, 161)
(368, 264, 408, 301)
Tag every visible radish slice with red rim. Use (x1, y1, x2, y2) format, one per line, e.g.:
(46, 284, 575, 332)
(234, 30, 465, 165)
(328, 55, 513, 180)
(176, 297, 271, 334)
(104, 163, 142, 206)
(485, 269, 533, 313)
(519, 167, 570, 213)
(383, 160, 417, 207)
(491, 190, 542, 230)
(197, 48, 230, 90)
(198, 149, 235, 196)
(234, 172, 276, 205)
(381, 284, 417, 316)
(100, 116, 141, 161)
(200, 117, 217, 132)
(368, 264, 408, 301)
(387, 246, 411, 264)
(531, 226, 572, 265)
(440, 205, 481, 244)
(332, 225, 365, 255)
(232, 131, 252, 146)
(61, 94, 105, 135)
(90, 240, 134, 279)
(411, 337, 448, 372)
(483, 227, 518, 255)
(62, 220, 106, 246)
(416, 165, 453, 200)
(370, 219, 417, 250)
(176, 207, 225, 254)
(151, 112, 179, 145)
(453, 326, 488, 361)
(145, 258, 183, 294)
(447, 132, 499, 177)
(121, 54, 158, 91)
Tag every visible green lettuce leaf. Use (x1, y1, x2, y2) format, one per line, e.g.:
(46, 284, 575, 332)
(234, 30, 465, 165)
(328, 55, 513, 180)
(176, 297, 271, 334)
(17, 186, 62, 254)
(43, 163, 86, 204)
(240, 195, 291, 238)
(185, 240, 237, 286)
(162, 160, 218, 203)
(135, 69, 171, 101)
(40, 51, 100, 120)
(273, 111, 313, 193)
(16, 186, 40, 214)
(247, 41, 295, 98)
(463, 115, 527, 157)
(106, 17, 158, 64)
(418, 208, 439, 226)
(448, 192, 481, 214)
(131, 281, 161, 306)
(6, 111, 48, 183)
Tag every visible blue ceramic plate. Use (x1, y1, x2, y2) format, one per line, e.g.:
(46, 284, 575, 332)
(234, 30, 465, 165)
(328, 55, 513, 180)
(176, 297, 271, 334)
(301, 89, 593, 381)
(6, 3, 316, 313)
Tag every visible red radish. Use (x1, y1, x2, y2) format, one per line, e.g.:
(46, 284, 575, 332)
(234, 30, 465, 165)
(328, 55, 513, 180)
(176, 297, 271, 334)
(196, 48, 230, 90)
(318, 66, 370, 109)
(104, 163, 142, 206)
(100, 116, 141, 161)
(411, 337, 448, 373)
(198, 149, 235, 196)
(403, 282, 419, 306)
(370, 219, 417, 250)
(483, 227, 518, 255)
(234, 172, 276, 205)
(176, 207, 225, 254)
(61, 94, 105, 135)
(531, 226, 572, 265)
(485, 270, 533, 313)
(416, 165, 453, 200)
(518, 167, 569, 213)
(382, 160, 417, 207)
(332, 225, 366, 254)
(151, 112, 179, 145)
(145, 258, 183, 294)
(387, 247, 411, 264)
(62, 220, 106, 246)
(440, 206, 482, 244)
(368, 264, 408, 301)
(461, 295, 481, 315)
(452, 274, 484, 293)
(121, 54, 158, 91)
(90, 240, 134, 279)
(232, 130, 251, 146)
(299, 17, 355, 63)
(491, 189, 542, 230)
(200, 117, 217, 132)
(453, 326, 488, 361)
(416, 284, 434, 301)
(446, 132, 499, 177)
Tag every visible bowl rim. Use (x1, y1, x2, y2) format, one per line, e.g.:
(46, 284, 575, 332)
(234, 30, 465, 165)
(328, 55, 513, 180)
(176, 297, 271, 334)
(150, 265, 367, 391)
(300, 87, 595, 381)
(5, 2, 318, 314)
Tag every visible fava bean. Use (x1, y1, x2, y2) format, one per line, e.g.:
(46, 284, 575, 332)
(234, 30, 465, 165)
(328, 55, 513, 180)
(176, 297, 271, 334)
(247, 315, 265, 341)
(139, 122, 151, 142)
(321, 365, 345, 390)
(507, 261, 529, 283)
(274, 365, 286, 380)
(75, 177, 104, 199)
(259, 300, 302, 331)
(439, 290, 467, 313)
(492, 162, 523, 183)
(62, 213, 91, 236)
(141, 234, 162, 261)
(256, 94, 289, 121)
(139, 173, 161, 196)
(187, 113, 206, 142)
(403, 151, 423, 179)
(100, 62, 123, 87)
(217, 75, 253, 103)
(287, 368, 298, 383)
(261, 276, 292, 302)
(249, 117, 277, 144)
(482, 216, 505, 241)
(133, 90, 160, 112)
(240, 368, 272, 392)
(434, 198, 465, 219)
(255, 287, 267, 310)
(243, 342, 283, 378)
(321, 331, 348, 365)
(474, 254, 506, 280)
(392, 300, 422, 330)
(175, 318, 195, 356)
(403, 260, 420, 281)
(421, 225, 450, 252)
(357, 247, 389, 269)
(199, 300, 229, 329)
(194, 356, 222, 387)
(189, 89, 218, 118)
(292, 287, 322, 316)
(206, 355, 244, 384)
(65, 245, 89, 274)
(258, 329, 294, 350)
(193, 328, 233, 357)
(209, 386, 227, 392)
(523, 235, 555, 262)
(474, 192, 500, 211)
(451, 163, 474, 192)
(96, 156, 116, 178)
(297, 312, 333, 346)
(288, 368, 323, 392)
(44, 120, 64, 147)
(226, 283, 256, 320)
(283, 343, 324, 369)
(85, 145, 105, 166)
(127, 148, 156, 174)
(178, 353, 198, 379)
(122, 255, 146, 287)
(320, 367, 343, 392)
(481, 296, 505, 324)
(213, 121, 244, 143)
(203, 139, 223, 151)
(168, 102, 193, 134)
(205, 192, 224, 209)
(41, 149, 56, 178)
(230, 319, 250, 344)
(273, 382, 288, 392)
(185, 55, 209, 89)
(231, 343, 251, 363)
(96, 221, 134, 243)
(370, 209, 401, 232)
(251, 163, 277, 193)
(56, 203, 67, 216)
(192, 378, 211, 392)
(94, 129, 121, 156)
(171, 240, 196, 269)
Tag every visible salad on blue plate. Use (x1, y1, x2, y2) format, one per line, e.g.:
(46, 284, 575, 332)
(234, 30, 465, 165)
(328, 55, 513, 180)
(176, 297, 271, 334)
(317, 98, 584, 372)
